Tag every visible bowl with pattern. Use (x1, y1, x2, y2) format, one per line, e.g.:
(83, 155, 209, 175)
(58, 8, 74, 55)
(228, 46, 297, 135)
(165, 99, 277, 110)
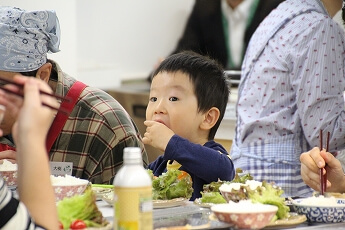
(211, 201, 278, 229)
(51, 175, 89, 202)
(292, 196, 345, 223)
(0, 160, 18, 188)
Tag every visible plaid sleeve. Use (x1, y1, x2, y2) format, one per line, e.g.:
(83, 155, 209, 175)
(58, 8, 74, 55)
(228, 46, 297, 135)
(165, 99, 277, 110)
(49, 87, 148, 184)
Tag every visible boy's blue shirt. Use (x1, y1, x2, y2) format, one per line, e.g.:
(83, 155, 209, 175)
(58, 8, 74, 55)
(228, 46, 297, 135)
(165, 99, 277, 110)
(148, 134, 235, 201)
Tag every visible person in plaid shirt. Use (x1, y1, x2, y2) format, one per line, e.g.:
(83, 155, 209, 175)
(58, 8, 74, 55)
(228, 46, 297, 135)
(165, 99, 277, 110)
(0, 6, 148, 184)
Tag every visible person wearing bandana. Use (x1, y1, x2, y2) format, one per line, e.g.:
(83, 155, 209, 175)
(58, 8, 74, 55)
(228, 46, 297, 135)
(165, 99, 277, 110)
(231, 0, 345, 198)
(0, 6, 148, 185)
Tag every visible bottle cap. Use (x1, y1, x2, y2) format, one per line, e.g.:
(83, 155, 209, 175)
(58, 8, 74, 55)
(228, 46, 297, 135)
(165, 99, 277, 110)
(124, 147, 142, 164)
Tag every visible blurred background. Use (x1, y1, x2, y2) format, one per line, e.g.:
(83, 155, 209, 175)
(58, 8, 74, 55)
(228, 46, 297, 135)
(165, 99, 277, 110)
(1, 1, 344, 161)
(0, 0, 194, 89)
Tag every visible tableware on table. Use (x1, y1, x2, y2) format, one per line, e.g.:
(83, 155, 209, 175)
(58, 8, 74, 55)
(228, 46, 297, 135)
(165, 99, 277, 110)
(292, 197, 345, 223)
(154, 205, 233, 229)
(51, 175, 89, 202)
(265, 212, 307, 229)
(153, 197, 187, 209)
(0, 159, 17, 188)
(193, 198, 216, 208)
(210, 201, 278, 229)
(91, 184, 113, 200)
(218, 180, 262, 202)
(0, 75, 71, 113)
(102, 190, 188, 209)
(209, 211, 307, 229)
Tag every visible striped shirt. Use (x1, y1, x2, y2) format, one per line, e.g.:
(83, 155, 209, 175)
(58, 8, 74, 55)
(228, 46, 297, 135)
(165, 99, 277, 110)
(0, 177, 46, 229)
(0, 61, 149, 184)
(231, 0, 345, 197)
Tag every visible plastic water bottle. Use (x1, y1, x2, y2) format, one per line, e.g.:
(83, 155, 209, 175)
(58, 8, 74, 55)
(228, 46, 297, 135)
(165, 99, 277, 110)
(113, 147, 153, 230)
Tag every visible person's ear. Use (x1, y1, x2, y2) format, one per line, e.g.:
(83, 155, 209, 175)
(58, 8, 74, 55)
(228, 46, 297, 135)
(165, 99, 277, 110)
(200, 107, 220, 130)
(36, 62, 52, 83)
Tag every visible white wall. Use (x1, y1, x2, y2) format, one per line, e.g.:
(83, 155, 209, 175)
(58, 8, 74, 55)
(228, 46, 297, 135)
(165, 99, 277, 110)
(0, 0, 194, 89)
(0, 0, 78, 77)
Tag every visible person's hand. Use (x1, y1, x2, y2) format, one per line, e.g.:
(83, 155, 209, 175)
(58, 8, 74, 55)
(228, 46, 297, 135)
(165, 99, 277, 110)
(300, 147, 345, 193)
(0, 75, 58, 149)
(0, 150, 16, 163)
(142, 120, 174, 152)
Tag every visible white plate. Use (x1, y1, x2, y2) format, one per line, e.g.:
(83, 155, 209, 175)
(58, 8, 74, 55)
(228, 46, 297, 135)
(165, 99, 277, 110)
(193, 198, 219, 208)
(102, 191, 187, 209)
(265, 212, 307, 229)
(92, 187, 113, 200)
(153, 198, 187, 209)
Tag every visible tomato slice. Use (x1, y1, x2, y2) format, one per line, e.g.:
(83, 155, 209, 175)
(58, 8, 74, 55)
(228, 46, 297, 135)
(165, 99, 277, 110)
(58, 221, 64, 229)
(178, 170, 188, 180)
(70, 219, 87, 229)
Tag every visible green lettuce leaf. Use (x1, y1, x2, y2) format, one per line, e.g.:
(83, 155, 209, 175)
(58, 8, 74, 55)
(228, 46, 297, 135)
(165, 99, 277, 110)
(200, 192, 227, 204)
(151, 169, 193, 200)
(248, 182, 290, 220)
(57, 188, 108, 229)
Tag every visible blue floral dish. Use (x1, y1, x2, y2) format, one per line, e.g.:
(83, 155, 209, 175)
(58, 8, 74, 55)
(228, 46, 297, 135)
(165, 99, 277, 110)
(292, 197, 345, 223)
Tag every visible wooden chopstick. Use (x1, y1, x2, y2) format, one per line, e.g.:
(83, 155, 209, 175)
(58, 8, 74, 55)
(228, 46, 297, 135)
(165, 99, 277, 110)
(319, 129, 324, 195)
(319, 130, 330, 195)
(0, 75, 70, 102)
(0, 86, 69, 114)
(323, 131, 330, 193)
(0, 75, 71, 114)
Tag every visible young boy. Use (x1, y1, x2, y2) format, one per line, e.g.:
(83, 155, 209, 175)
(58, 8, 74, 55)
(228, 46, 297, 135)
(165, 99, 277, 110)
(143, 51, 235, 200)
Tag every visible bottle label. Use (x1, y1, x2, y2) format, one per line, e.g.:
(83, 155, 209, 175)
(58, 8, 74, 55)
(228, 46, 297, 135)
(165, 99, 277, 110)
(114, 186, 153, 230)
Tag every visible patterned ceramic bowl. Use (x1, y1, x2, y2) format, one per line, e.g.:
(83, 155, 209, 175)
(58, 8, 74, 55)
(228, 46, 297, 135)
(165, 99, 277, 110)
(0, 160, 18, 188)
(211, 201, 278, 229)
(292, 197, 345, 223)
(0, 170, 17, 188)
(51, 175, 89, 202)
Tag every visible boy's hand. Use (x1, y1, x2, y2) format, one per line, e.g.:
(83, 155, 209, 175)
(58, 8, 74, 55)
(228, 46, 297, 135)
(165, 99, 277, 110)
(142, 120, 174, 152)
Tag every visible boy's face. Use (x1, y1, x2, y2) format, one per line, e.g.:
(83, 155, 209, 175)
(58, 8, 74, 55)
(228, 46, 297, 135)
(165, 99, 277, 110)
(146, 71, 206, 142)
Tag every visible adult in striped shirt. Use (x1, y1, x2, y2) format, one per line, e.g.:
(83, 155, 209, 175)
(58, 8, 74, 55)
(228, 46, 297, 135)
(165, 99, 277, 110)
(0, 76, 59, 229)
(231, 0, 345, 198)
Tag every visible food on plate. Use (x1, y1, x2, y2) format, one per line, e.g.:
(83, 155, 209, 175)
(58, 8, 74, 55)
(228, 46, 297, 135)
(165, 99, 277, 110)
(0, 159, 17, 171)
(296, 195, 339, 206)
(51, 175, 89, 202)
(292, 197, 345, 223)
(199, 191, 226, 204)
(0, 159, 18, 187)
(211, 200, 278, 229)
(246, 181, 289, 220)
(51, 174, 88, 185)
(57, 188, 109, 229)
(149, 169, 193, 200)
(199, 168, 252, 203)
(199, 168, 289, 221)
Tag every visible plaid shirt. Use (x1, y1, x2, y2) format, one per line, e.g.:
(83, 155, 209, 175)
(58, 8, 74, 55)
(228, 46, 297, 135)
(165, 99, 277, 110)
(50, 61, 148, 184)
(0, 61, 148, 184)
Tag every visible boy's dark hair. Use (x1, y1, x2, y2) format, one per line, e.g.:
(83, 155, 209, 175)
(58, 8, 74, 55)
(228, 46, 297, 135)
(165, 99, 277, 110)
(152, 51, 229, 140)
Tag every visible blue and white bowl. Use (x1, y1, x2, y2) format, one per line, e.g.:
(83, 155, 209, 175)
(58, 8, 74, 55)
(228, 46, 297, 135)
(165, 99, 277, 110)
(292, 197, 345, 223)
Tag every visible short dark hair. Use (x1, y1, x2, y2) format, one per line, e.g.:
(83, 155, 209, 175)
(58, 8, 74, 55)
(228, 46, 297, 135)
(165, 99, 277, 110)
(152, 51, 229, 140)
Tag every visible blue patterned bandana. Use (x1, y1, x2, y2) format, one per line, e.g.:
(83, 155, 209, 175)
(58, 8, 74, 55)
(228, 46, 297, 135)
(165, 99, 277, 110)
(0, 6, 60, 72)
